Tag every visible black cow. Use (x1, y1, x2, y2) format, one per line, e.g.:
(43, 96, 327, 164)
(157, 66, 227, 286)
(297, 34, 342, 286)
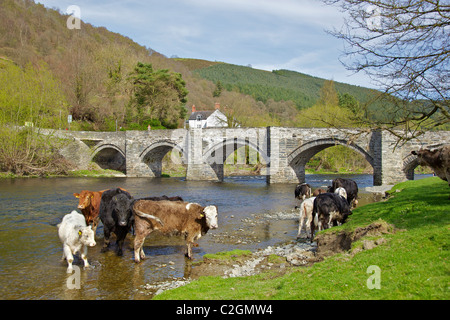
(310, 193, 352, 242)
(99, 188, 135, 256)
(328, 178, 359, 208)
(99, 190, 182, 256)
(295, 183, 312, 200)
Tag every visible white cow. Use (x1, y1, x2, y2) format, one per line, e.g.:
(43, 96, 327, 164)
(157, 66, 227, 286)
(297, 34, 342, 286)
(57, 210, 96, 273)
(296, 197, 318, 239)
(334, 187, 347, 199)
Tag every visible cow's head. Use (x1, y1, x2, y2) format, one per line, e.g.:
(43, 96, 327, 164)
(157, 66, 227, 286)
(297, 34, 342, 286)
(78, 226, 96, 247)
(112, 194, 133, 227)
(202, 205, 218, 229)
(411, 148, 438, 166)
(74, 191, 93, 210)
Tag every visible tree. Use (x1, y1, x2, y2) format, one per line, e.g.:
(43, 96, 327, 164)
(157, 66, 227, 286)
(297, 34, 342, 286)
(296, 80, 358, 128)
(0, 59, 71, 175)
(213, 80, 223, 97)
(127, 62, 188, 128)
(324, 0, 450, 143)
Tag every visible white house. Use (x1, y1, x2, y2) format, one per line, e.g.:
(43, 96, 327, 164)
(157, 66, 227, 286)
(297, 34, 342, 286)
(188, 103, 228, 128)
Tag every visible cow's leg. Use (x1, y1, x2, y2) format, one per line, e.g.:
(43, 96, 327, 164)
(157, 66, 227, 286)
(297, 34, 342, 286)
(63, 244, 74, 273)
(185, 242, 193, 259)
(116, 228, 128, 256)
(310, 216, 315, 243)
(305, 214, 312, 239)
(102, 227, 111, 253)
(134, 233, 146, 263)
(92, 216, 100, 234)
(81, 245, 90, 269)
(297, 208, 305, 239)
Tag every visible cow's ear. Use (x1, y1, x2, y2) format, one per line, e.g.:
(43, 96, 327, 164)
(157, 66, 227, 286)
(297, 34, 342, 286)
(74, 193, 79, 198)
(90, 195, 94, 199)
(199, 213, 205, 219)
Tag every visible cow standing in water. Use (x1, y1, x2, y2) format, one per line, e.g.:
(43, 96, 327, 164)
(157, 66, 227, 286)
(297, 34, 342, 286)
(57, 210, 96, 273)
(295, 183, 312, 201)
(133, 200, 218, 262)
(73, 190, 104, 234)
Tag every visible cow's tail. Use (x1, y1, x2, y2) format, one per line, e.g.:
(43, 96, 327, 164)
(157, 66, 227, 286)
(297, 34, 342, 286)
(134, 208, 164, 226)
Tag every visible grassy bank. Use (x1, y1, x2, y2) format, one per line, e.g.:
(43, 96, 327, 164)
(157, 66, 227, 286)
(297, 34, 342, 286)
(155, 177, 449, 300)
(0, 168, 126, 179)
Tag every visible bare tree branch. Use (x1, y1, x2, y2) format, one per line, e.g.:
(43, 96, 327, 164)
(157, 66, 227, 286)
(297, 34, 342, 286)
(324, 0, 449, 144)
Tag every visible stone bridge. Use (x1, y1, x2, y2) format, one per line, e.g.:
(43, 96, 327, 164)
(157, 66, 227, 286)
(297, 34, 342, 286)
(53, 127, 450, 185)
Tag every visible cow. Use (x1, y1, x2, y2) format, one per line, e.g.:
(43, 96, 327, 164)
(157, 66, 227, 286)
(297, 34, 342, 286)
(312, 188, 327, 197)
(99, 190, 181, 256)
(139, 195, 184, 202)
(73, 190, 104, 234)
(57, 210, 96, 273)
(328, 178, 359, 208)
(99, 188, 149, 256)
(296, 197, 317, 239)
(295, 183, 312, 200)
(412, 145, 450, 198)
(334, 187, 347, 199)
(133, 200, 218, 262)
(310, 193, 352, 242)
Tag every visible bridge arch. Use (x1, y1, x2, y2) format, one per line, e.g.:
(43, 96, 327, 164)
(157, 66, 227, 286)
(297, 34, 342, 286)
(91, 144, 126, 173)
(201, 137, 270, 181)
(402, 154, 419, 180)
(139, 140, 186, 177)
(287, 138, 375, 182)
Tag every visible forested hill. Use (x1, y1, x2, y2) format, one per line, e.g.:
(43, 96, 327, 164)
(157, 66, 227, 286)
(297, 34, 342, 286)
(0, 0, 381, 130)
(178, 59, 381, 110)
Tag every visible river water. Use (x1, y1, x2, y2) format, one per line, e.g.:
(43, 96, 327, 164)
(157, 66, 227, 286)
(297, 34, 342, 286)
(0, 174, 431, 299)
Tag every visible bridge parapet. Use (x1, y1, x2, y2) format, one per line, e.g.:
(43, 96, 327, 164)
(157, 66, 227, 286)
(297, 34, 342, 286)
(52, 127, 449, 185)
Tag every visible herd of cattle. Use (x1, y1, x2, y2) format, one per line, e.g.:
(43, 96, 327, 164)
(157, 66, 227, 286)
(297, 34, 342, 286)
(57, 146, 449, 273)
(295, 178, 358, 242)
(57, 188, 218, 273)
(57, 178, 356, 273)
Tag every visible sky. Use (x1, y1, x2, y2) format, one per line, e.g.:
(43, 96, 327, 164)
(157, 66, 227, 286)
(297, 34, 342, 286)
(36, 0, 376, 88)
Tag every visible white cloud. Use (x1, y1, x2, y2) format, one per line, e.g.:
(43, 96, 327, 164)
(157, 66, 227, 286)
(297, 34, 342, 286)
(35, 0, 375, 88)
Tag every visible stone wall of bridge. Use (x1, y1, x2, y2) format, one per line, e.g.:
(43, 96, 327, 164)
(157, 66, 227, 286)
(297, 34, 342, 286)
(50, 127, 450, 185)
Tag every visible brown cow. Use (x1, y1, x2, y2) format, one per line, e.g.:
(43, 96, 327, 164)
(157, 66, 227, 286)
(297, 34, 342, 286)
(312, 188, 327, 197)
(412, 145, 450, 197)
(73, 190, 104, 234)
(132, 200, 218, 262)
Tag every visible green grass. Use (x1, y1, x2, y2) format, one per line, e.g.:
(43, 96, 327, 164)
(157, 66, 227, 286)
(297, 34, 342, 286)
(68, 169, 125, 177)
(155, 177, 450, 300)
(203, 249, 252, 260)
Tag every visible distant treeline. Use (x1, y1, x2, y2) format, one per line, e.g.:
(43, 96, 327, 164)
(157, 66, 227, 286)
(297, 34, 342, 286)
(194, 64, 381, 111)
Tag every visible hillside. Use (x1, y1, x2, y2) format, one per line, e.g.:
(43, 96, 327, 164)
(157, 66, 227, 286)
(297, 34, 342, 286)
(0, 0, 385, 131)
(177, 58, 382, 110)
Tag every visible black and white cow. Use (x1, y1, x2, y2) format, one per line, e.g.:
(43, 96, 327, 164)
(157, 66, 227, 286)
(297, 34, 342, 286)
(295, 183, 312, 201)
(310, 192, 352, 242)
(328, 178, 359, 208)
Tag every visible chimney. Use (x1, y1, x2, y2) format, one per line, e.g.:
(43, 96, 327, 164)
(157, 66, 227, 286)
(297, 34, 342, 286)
(191, 105, 196, 113)
(214, 102, 220, 110)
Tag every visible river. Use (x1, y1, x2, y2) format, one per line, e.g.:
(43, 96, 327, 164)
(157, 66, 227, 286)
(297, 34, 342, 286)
(0, 174, 431, 299)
